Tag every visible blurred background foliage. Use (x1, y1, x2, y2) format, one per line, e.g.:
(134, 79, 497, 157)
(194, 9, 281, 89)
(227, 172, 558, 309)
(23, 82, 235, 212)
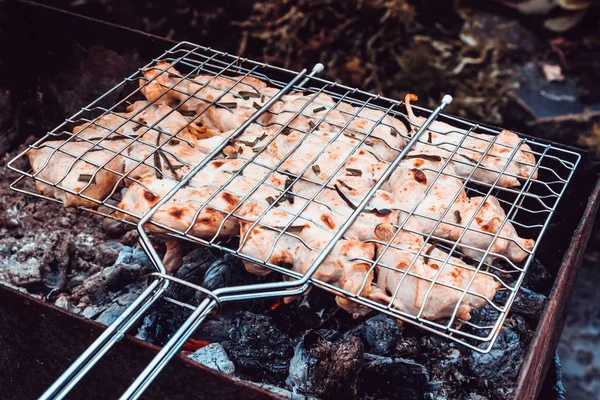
(45, 0, 600, 154)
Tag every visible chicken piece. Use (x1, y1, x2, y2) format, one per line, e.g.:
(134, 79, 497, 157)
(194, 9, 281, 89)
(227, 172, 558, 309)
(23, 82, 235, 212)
(139, 62, 190, 107)
(345, 107, 409, 161)
(117, 174, 240, 237)
(292, 240, 375, 318)
(236, 201, 304, 276)
(384, 156, 535, 263)
(369, 229, 499, 321)
(124, 134, 225, 181)
(188, 156, 287, 205)
(139, 61, 275, 134)
(188, 77, 278, 132)
(260, 128, 388, 187)
(28, 140, 126, 208)
(405, 94, 537, 187)
(268, 93, 352, 133)
(74, 101, 203, 142)
(237, 199, 376, 318)
(452, 196, 535, 263)
(163, 239, 184, 274)
(300, 186, 400, 243)
(384, 157, 466, 238)
(118, 153, 287, 239)
(267, 93, 408, 162)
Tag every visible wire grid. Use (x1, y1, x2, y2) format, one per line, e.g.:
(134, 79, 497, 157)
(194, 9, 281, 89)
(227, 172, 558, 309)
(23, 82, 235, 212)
(8, 42, 580, 352)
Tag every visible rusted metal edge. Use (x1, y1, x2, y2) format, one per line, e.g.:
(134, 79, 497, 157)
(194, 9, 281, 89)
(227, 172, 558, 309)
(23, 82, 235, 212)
(515, 169, 600, 400)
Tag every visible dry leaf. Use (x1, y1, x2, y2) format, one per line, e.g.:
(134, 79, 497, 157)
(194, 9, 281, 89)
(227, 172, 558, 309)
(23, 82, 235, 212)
(516, 0, 558, 14)
(542, 64, 565, 81)
(558, 0, 593, 10)
(544, 10, 586, 31)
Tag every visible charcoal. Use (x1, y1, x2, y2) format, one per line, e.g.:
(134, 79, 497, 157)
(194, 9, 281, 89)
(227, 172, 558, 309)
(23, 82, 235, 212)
(4, 257, 42, 286)
(135, 250, 220, 345)
(41, 231, 74, 290)
(196, 255, 262, 310)
(467, 306, 501, 339)
(114, 245, 152, 269)
(347, 313, 403, 356)
(394, 335, 421, 359)
(286, 330, 363, 399)
(179, 248, 217, 283)
(416, 336, 472, 400)
(222, 311, 294, 382)
(121, 230, 140, 246)
(249, 381, 307, 400)
(67, 274, 86, 290)
(187, 343, 235, 375)
(94, 284, 143, 326)
(102, 218, 129, 237)
(202, 254, 257, 291)
(93, 243, 120, 267)
(497, 287, 547, 319)
(80, 270, 110, 305)
(194, 314, 233, 343)
(54, 293, 78, 313)
(81, 304, 103, 320)
(104, 263, 148, 292)
(359, 353, 430, 400)
(521, 258, 553, 294)
(506, 314, 535, 347)
(137, 302, 191, 346)
(468, 327, 524, 391)
(72, 261, 149, 307)
(166, 248, 216, 303)
(296, 288, 338, 328)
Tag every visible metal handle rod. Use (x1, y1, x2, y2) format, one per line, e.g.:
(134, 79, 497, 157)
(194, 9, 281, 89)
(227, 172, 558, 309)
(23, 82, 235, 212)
(120, 282, 311, 400)
(39, 279, 167, 400)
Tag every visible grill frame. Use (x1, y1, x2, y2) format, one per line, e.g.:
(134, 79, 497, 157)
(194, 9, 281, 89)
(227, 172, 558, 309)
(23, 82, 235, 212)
(8, 41, 580, 353)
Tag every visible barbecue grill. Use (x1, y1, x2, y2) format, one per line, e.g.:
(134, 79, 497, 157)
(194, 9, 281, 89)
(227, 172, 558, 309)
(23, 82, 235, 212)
(2, 2, 599, 399)
(6, 38, 581, 398)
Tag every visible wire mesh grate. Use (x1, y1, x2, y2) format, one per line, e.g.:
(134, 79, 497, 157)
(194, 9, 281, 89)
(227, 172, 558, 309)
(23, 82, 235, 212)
(7, 41, 580, 399)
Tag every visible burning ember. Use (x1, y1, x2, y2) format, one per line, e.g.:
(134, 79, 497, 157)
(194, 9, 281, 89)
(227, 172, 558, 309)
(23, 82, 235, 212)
(270, 300, 283, 310)
(182, 338, 212, 353)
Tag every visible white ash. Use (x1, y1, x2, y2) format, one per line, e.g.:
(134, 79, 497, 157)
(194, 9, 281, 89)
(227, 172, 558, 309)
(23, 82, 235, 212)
(187, 343, 235, 375)
(5, 257, 42, 286)
(248, 381, 310, 400)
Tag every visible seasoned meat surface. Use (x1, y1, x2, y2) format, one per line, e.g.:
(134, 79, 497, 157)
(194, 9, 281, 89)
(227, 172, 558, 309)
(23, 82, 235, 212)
(26, 62, 542, 322)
